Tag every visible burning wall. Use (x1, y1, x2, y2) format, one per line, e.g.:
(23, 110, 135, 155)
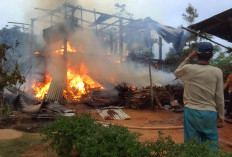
(31, 29, 179, 102)
(32, 39, 104, 101)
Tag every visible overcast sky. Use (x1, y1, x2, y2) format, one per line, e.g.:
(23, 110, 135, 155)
(0, 0, 231, 49)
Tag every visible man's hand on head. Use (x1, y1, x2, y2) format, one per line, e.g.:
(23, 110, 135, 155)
(187, 51, 198, 59)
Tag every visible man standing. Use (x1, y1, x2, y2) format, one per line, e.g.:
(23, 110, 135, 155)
(223, 62, 232, 117)
(174, 42, 224, 144)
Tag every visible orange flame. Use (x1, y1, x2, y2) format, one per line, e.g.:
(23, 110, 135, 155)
(32, 75, 52, 99)
(34, 51, 40, 55)
(132, 84, 136, 90)
(110, 77, 115, 83)
(64, 62, 103, 101)
(32, 43, 103, 101)
(115, 59, 121, 64)
(56, 41, 77, 54)
(78, 44, 84, 53)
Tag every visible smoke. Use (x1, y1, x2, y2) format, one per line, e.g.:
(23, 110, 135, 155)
(19, 0, 182, 92)
(41, 28, 180, 91)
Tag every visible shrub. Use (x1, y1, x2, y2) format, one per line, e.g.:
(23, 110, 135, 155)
(1, 101, 13, 120)
(41, 114, 149, 157)
(41, 114, 97, 157)
(41, 114, 232, 157)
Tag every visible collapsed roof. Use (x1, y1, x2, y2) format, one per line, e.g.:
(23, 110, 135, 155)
(123, 17, 185, 53)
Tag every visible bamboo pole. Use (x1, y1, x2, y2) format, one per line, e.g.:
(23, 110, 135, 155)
(149, 63, 154, 109)
(80, 7, 83, 27)
(94, 9, 98, 37)
(182, 27, 232, 52)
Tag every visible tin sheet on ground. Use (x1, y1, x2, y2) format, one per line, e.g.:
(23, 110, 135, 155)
(97, 108, 130, 120)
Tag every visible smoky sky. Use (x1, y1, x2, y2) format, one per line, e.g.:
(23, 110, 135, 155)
(0, 0, 231, 50)
(1, 0, 231, 28)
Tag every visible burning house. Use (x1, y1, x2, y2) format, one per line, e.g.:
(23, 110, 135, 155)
(4, 3, 187, 118)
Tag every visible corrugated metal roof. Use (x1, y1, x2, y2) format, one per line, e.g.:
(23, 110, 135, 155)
(189, 8, 232, 42)
(46, 78, 65, 103)
(97, 108, 130, 120)
(46, 102, 75, 113)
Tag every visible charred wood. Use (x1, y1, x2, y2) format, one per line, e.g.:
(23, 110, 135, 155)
(116, 83, 184, 109)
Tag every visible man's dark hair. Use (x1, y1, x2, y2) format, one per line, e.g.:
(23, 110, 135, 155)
(197, 52, 213, 60)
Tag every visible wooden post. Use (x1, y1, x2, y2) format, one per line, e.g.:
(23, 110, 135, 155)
(29, 19, 35, 84)
(159, 37, 163, 70)
(159, 36, 162, 61)
(63, 5, 68, 90)
(80, 7, 83, 27)
(50, 15, 53, 27)
(149, 63, 154, 109)
(119, 18, 123, 59)
(94, 9, 98, 37)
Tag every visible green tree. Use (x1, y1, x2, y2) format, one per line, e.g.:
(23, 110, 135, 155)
(211, 52, 232, 67)
(165, 4, 199, 67)
(0, 43, 25, 118)
(182, 3, 199, 25)
(114, 3, 133, 18)
(165, 4, 223, 69)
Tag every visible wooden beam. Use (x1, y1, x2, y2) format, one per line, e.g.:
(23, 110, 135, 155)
(94, 9, 98, 37)
(65, 3, 133, 21)
(149, 63, 154, 109)
(159, 36, 162, 61)
(182, 27, 232, 53)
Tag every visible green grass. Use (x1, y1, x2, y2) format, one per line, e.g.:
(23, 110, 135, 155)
(0, 132, 56, 157)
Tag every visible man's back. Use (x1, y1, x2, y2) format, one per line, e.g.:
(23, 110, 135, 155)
(174, 43, 224, 144)
(178, 64, 222, 111)
(174, 58, 224, 120)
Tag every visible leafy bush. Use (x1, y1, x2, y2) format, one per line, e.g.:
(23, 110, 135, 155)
(41, 114, 232, 157)
(41, 114, 149, 157)
(1, 102, 13, 120)
(145, 131, 230, 157)
(41, 114, 97, 157)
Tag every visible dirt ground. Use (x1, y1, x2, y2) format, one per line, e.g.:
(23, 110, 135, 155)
(71, 104, 232, 152)
(0, 103, 232, 156)
(0, 129, 22, 140)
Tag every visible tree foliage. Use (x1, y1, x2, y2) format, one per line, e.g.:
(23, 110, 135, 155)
(165, 4, 199, 67)
(182, 3, 199, 25)
(41, 114, 232, 157)
(164, 4, 222, 69)
(114, 3, 134, 18)
(0, 42, 25, 109)
(211, 52, 232, 67)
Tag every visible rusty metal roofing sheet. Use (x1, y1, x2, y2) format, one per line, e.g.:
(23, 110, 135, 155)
(46, 78, 65, 103)
(97, 108, 130, 120)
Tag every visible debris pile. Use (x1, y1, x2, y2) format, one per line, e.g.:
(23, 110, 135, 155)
(116, 83, 184, 109)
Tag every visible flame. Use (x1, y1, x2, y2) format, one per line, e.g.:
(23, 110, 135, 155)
(122, 58, 126, 62)
(32, 42, 103, 101)
(107, 52, 111, 57)
(127, 84, 136, 90)
(64, 62, 103, 101)
(78, 44, 84, 53)
(34, 51, 40, 55)
(56, 41, 77, 54)
(115, 59, 121, 64)
(110, 77, 115, 83)
(132, 84, 136, 90)
(32, 75, 52, 99)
